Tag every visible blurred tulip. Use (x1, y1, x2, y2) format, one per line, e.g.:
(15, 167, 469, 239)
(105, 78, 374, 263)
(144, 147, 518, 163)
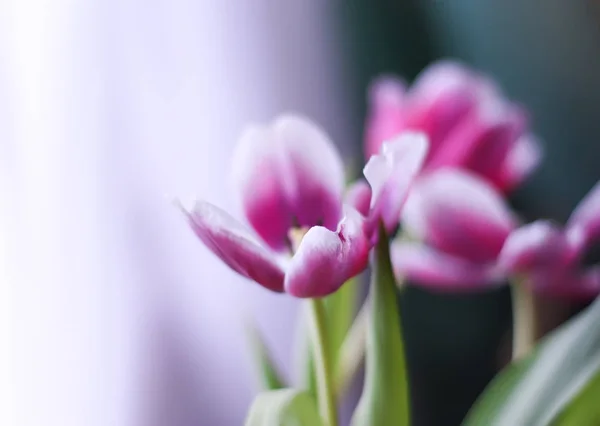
(365, 61, 541, 192)
(392, 169, 517, 290)
(181, 115, 370, 298)
(499, 182, 600, 299)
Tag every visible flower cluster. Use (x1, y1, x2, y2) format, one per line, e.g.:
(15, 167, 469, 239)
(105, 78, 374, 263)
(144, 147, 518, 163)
(181, 60, 600, 300)
(178, 60, 600, 426)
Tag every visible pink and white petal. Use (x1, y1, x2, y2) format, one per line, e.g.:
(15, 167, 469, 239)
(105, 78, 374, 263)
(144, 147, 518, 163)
(272, 115, 345, 231)
(182, 200, 285, 293)
(232, 115, 345, 251)
(410, 60, 475, 102)
(404, 61, 478, 157)
(567, 181, 600, 249)
(232, 125, 296, 251)
(391, 241, 502, 291)
(425, 95, 526, 178)
(344, 179, 372, 217)
(364, 132, 429, 235)
(285, 206, 370, 298)
(461, 107, 527, 185)
(402, 169, 518, 263)
(576, 266, 600, 299)
(532, 267, 600, 301)
(498, 221, 576, 274)
(496, 134, 542, 192)
(364, 76, 407, 159)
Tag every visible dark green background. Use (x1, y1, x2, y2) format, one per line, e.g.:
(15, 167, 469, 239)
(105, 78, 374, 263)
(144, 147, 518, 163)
(337, 1, 600, 424)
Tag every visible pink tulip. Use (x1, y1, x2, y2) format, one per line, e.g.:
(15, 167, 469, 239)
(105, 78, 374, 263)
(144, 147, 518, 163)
(365, 60, 542, 193)
(392, 169, 518, 290)
(180, 115, 371, 298)
(499, 182, 600, 299)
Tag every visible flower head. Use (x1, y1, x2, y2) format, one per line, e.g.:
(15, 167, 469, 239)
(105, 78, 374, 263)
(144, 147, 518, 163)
(499, 182, 600, 299)
(365, 60, 542, 193)
(392, 169, 518, 290)
(181, 115, 370, 298)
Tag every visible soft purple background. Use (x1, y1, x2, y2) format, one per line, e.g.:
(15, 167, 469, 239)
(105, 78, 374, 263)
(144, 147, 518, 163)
(2, 1, 355, 425)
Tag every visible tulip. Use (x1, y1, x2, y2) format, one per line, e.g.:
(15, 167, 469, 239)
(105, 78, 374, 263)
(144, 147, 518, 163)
(365, 60, 542, 193)
(180, 115, 373, 298)
(391, 169, 518, 290)
(499, 182, 600, 299)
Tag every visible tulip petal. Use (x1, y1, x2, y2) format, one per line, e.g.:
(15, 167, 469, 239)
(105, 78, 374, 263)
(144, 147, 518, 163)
(365, 76, 407, 159)
(402, 169, 517, 263)
(498, 221, 576, 274)
(567, 181, 600, 249)
(426, 93, 526, 182)
(531, 267, 600, 301)
(364, 132, 428, 235)
(497, 134, 543, 192)
(285, 206, 370, 298)
(461, 108, 527, 182)
(344, 180, 372, 217)
(410, 61, 477, 101)
(183, 200, 285, 292)
(577, 266, 600, 298)
(404, 61, 478, 157)
(233, 115, 345, 251)
(391, 241, 502, 290)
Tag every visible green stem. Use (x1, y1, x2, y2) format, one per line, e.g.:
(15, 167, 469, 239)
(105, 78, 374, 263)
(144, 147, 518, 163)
(335, 273, 406, 397)
(511, 278, 537, 361)
(351, 226, 410, 426)
(309, 298, 338, 426)
(334, 300, 368, 397)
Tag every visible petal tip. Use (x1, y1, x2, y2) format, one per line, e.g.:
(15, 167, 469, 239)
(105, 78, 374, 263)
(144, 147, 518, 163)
(369, 75, 406, 104)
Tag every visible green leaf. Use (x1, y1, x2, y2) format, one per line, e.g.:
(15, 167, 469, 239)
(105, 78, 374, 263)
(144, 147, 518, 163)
(554, 369, 600, 426)
(463, 348, 538, 425)
(304, 349, 317, 399)
(246, 322, 286, 390)
(245, 389, 324, 426)
(351, 226, 410, 426)
(463, 295, 600, 426)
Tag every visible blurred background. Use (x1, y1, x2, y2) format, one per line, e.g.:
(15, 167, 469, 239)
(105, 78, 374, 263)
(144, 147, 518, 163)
(2, 0, 600, 425)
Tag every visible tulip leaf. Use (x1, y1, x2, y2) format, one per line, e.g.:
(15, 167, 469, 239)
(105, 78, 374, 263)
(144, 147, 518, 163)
(304, 349, 317, 399)
(553, 369, 600, 426)
(246, 322, 286, 390)
(351, 227, 410, 426)
(461, 348, 538, 425)
(245, 388, 323, 426)
(463, 295, 600, 426)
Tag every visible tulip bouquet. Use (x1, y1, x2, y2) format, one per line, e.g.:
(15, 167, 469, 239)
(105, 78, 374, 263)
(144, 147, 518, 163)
(178, 61, 600, 425)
